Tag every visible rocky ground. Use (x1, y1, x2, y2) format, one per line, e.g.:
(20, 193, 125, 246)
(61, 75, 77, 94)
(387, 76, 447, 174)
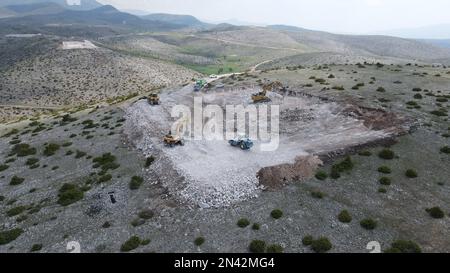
(0, 64, 449, 253)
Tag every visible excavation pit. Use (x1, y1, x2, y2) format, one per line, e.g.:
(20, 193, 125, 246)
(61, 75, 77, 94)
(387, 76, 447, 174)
(125, 85, 410, 208)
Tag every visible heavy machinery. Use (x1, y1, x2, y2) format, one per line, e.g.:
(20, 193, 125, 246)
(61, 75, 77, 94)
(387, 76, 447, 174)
(229, 135, 254, 150)
(164, 116, 190, 147)
(194, 79, 207, 92)
(251, 81, 283, 103)
(148, 93, 160, 105)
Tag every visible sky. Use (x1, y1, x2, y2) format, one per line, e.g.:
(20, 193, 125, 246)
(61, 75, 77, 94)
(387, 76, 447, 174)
(97, 0, 450, 35)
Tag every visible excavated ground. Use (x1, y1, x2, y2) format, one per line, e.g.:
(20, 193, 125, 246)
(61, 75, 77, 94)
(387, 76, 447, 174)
(124, 85, 410, 208)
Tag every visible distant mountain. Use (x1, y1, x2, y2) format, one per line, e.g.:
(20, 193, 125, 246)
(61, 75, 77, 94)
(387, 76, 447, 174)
(4, 2, 65, 17)
(373, 24, 450, 39)
(0, 7, 16, 18)
(0, 0, 102, 11)
(0, 5, 187, 34)
(420, 39, 450, 49)
(142, 13, 211, 29)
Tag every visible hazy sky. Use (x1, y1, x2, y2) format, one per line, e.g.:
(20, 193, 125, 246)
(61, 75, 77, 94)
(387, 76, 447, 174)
(98, 0, 450, 34)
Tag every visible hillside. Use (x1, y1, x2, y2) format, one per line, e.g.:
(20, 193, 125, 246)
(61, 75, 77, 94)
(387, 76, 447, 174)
(0, 0, 102, 10)
(142, 13, 211, 29)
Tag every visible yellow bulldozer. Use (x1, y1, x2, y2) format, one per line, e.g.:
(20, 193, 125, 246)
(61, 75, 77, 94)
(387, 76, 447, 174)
(148, 93, 160, 105)
(252, 81, 283, 103)
(164, 116, 190, 147)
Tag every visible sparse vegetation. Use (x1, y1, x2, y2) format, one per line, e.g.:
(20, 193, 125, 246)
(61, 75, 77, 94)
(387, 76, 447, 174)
(360, 218, 377, 230)
(10, 143, 36, 157)
(121, 236, 141, 252)
(57, 183, 84, 206)
(194, 237, 205, 246)
(266, 244, 283, 253)
(378, 149, 395, 160)
(425, 207, 445, 219)
(30, 244, 43, 252)
(302, 235, 314, 246)
(271, 209, 283, 219)
(311, 237, 333, 253)
(315, 170, 328, 180)
(385, 240, 421, 253)
(129, 176, 144, 190)
(10, 176, 25, 186)
(405, 169, 418, 178)
(43, 143, 60, 156)
(338, 210, 352, 223)
(237, 218, 250, 228)
(0, 228, 24, 245)
(249, 240, 266, 253)
(379, 177, 392, 186)
(378, 166, 392, 174)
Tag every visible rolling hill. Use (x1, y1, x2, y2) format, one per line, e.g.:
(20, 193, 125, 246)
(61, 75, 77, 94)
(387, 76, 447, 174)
(142, 13, 211, 29)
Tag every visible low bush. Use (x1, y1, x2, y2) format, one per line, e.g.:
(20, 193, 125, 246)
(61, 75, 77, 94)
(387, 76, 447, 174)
(271, 209, 283, 219)
(6, 206, 26, 217)
(360, 218, 377, 230)
(440, 146, 450, 154)
(266, 244, 283, 253)
(379, 177, 392, 186)
(338, 210, 352, 223)
(378, 166, 392, 174)
(315, 170, 328, 180)
(302, 235, 314, 246)
(138, 209, 154, 220)
(30, 244, 43, 252)
(26, 158, 39, 166)
(405, 169, 418, 178)
(10, 143, 36, 157)
(194, 237, 205, 246)
(376, 87, 386, 92)
(43, 143, 60, 156)
(57, 183, 84, 206)
(311, 191, 325, 199)
(425, 207, 445, 219)
(249, 240, 266, 253)
(129, 176, 144, 190)
(145, 156, 155, 168)
(378, 149, 395, 160)
(237, 218, 250, 228)
(252, 223, 260, 230)
(0, 228, 24, 245)
(10, 176, 25, 186)
(385, 240, 421, 253)
(121, 236, 141, 252)
(0, 165, 9, 172)
(311, 237, 332, 253)
(358, 150, 372, 156)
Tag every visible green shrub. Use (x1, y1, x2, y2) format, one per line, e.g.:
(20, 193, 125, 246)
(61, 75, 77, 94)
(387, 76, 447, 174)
(378, 166, 392, 174)
(10, 143, 36, 157)
(440, 146, 450, 154)
(121, 236, 141, 252)
(129, 176, 144, 190)
(249, 240, 266, 253)
(93, 153, 119, 171)
(102, 222, 111, 228)
(271, 209, 283, 219)
(0, 196, 4, 202)
(430, 110, 447, 117)
(145, 156, 155, 168)
(360, 218, 377, 230)
(30, 244, 43, 252)
(194, 237, 205, 246)
(311, 191, 325, 199)
(358, 150, 372, 156)
(252, 223, 260, 230)
(98, 174, 112, 183)
(0, 228, 24, 245)
(405, 169, 418, 178)
(57, 183, 84, 206)
(338, 210, 352, 223)
(330, 168, 341, 179)
(315, 171, 328, 180)
(378, 149, 395, 160)
(302, 235, 314, 246)
(141, 239, 151, 246)
(43, 143, 60, 156)
(7, 206, 26, 217)
(75, 150, 87, 159)
(10, 176, 25, 186)
(378, 188, 387, 193)
(330, 156, 354, 179)
(311, 237, 332, 253)
(425, 207, 445, 219)
(26, 158, 39, 166)
(376, 87, 386, 92)
(385, 240, 421, 253)
(237, 218, 250, 228)
(413, 94, 423, 99)
(138, 209, 154, 220)
(379, 177, 392, 186)
(0, 165, 9, 172)
(266, 244, 283, 253)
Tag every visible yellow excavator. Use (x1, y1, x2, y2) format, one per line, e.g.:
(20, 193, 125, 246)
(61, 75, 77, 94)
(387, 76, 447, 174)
(252, 81, 283, 103)
(164, 116, 190, 147)
(148, 93, 160, 105)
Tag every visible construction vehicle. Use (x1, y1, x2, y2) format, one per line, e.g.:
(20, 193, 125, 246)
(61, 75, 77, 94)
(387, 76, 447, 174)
(194, 79, 207, 92)
(229, 135, 254, 150)
(251, 81, 284, 103)
(164, 116, 190, 147)
(148, 93, 160, 105)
